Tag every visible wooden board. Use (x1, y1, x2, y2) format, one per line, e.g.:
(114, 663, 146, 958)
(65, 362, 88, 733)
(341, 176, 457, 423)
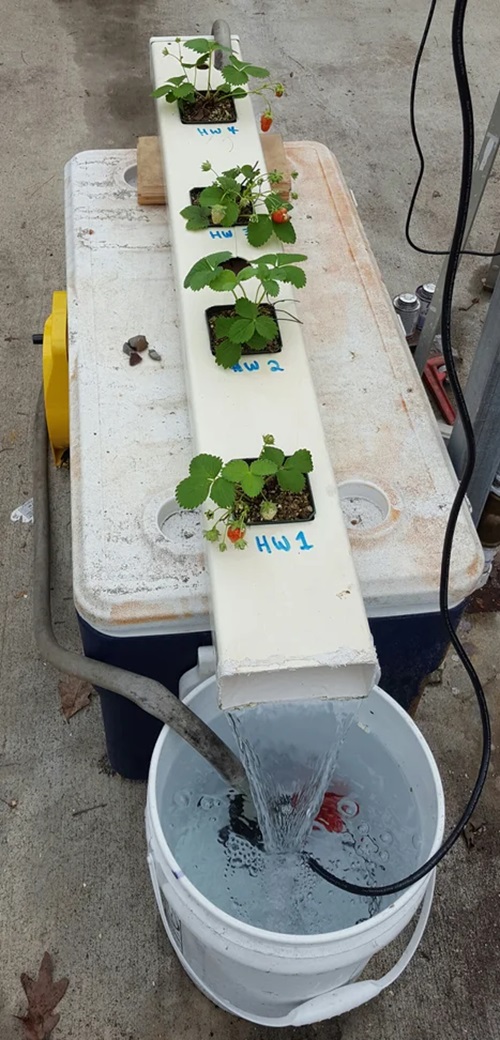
(137, 133, 291, 206)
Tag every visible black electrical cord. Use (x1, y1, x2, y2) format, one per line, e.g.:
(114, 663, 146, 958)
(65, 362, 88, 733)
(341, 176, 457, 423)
(405, 0, 500, 259)
(306, 0, 491, 897)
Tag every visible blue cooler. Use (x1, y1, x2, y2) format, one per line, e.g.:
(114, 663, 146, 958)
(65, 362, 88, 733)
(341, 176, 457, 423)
(66, 149, 484, 779)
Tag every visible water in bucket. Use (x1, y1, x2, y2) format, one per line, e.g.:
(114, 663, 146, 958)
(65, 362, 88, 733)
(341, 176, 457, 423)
(161, 703, 424, 934)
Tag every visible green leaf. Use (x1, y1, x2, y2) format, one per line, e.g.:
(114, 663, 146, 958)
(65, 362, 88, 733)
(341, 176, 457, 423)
(167, 75, 189, 86)
(189, 454, 222, 480)
(236, 265, 257, 282)
(260, 278, 280, 297)
(246, 215, 273, 247)
(274, 265, 307, 288)
(241, 164, 257, 179)
(255, 314, 278, 341)
(152, 83, 176, 98)
(215, 339, 242, 368)
(199, 186, 224, 207)
(221, 200, 240, 227)
(184, 37, 212, 52)
(222, 63, 248, 86)
(211, 477, 236, 508)
(183, 252, 232, 290)
(235, 298, 259, 319)
(273, 220, 297, 244)
(264, 192, 285, 213)
(250, 458, 277, 476)
(246, 331, 267, 351)
(241, 471, 264, 498)
(244, 64, 270, 78)
(228, 317, 256, 344)
(284, 449, 313, 473)
(180, 205, 210, 230)
(277, 468, 306, 493)
(175, 475, 210, 509)
(221, 459, 250, 482)
(258, 253, 307, 266)
(261, 445, 285, 467)
(211, 269, 238, 292)
(214, 315, 234, 339)
(175, 82, 198, 99)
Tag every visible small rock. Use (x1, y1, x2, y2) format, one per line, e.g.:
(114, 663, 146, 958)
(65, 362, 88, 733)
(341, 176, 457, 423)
(148, 348, 162, 362)
(128, 334, 148, 352)
(129, 352, 142, 367)
(123, 342, 133, 356)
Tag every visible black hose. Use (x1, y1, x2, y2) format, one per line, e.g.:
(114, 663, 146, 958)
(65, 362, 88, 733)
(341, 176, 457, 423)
(306, 0, 491, 897)
(405, 0, 500, 259)
(32, 389, 247, 793)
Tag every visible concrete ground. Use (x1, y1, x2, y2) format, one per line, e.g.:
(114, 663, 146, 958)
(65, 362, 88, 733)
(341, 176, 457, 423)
(1, 0, 499, 1037)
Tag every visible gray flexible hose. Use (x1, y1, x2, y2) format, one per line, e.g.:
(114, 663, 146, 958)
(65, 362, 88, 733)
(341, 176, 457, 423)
(32, 389, 246, 791)
(212, 20, 231, 70)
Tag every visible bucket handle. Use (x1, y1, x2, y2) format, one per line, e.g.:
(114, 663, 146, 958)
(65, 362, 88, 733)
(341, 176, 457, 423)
(283, 872, 436, 1026)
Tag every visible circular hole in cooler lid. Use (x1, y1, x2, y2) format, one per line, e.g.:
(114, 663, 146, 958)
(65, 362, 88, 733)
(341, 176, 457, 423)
(123, 164, 138, 187)
(157, 498, 202, 554)
(338, 481, 391, 532)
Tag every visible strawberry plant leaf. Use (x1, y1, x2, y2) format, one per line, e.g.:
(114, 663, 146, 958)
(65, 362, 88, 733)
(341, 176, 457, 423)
(184, 37, 213, 52)
(216, 339, 242, 368)
(211, 478, 236, 508)
(222, 63, 249, 86)
(258, 253, 307, 266)
(176, 475, 211, 508)
(199, 186, 225, 207)
(152, 83, 176, 98)
(247, 215, 273, 247)
(228, 317, 257, 344)
(214, 315, 234, 338)
(244, 63, 270, 78)
(260, 278, 280, 297)
(221, 200, 240, 226)
(284, 448, 313, 473)
(241, 164, 257, 179)
(261, 444, 285, 467)
(236, 265, 257, 282)
(174, 82, 198, 99)
(222, 459, 249, 482)
(241, 471, 264, 497)
(255, 314, 278, 341)
(211, 269, 238, 292)
(189, 454, 222, 479)
(235, 298, 258, 319)
(246, 331, 268, 350)
(277, 468, 306, 492)
(273, 220, 297, 244)
(180, 205, 210, 230)
(274, 265, 307, 288)
(184, 252, 232, 290)
(250, 458, 277, 476)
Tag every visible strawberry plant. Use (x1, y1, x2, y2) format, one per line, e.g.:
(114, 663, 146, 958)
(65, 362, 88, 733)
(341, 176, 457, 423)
(181, 161, 298, 246)
(152, 37, 284, 125)
(183, 250, 307, 368)
(175, 435, 314, 551)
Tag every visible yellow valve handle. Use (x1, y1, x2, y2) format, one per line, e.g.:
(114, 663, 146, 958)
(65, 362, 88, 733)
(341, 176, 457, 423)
(42, 291, 69, 466)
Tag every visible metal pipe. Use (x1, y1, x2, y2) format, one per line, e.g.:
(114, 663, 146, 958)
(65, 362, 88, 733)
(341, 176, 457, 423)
(32, 389, 246, 791)
(211, 19, 231, 70)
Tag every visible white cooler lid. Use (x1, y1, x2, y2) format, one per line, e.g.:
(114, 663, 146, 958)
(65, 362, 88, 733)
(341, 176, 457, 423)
(66, 147, 484, 635)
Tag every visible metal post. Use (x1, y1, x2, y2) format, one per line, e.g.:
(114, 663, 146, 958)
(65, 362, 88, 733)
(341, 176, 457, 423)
(414, 89, 500, 374)
(448, 273, 500, 523)
(483, 229, 500, 291)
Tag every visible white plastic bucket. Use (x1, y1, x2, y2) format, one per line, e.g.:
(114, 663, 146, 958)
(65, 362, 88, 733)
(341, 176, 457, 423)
(146, 678, 445, 1026)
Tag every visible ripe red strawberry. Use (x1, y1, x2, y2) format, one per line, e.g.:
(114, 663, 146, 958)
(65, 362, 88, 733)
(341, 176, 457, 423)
(271, 208, 289, 224)
(227, 526, 245, 543)
(260, 111, 273, 133)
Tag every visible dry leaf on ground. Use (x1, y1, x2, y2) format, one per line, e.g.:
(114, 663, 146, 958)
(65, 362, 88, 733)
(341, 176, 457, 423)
(58, 675, 92, 720)
(16, 951, 69, 1040)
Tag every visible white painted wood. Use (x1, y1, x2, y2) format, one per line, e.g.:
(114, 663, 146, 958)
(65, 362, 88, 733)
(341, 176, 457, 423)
(150, 38, 378, 709)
